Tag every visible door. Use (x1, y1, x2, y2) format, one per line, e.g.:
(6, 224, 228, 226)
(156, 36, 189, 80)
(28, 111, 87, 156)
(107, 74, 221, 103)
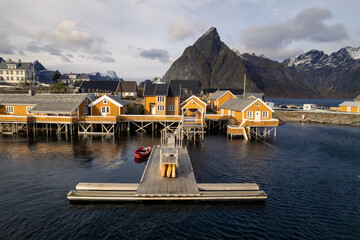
(347, 106, 351, 112)
(101, 106, 110, 116)
(255, 111, 261, 121)
(151, 105, 156, 115)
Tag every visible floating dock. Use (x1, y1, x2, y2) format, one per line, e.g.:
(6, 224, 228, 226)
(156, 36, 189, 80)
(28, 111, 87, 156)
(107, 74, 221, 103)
(67, 145, 267, 202)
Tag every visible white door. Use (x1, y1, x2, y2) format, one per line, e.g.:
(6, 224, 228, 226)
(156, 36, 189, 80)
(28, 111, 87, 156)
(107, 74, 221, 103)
(255, 111, 261, 121)
(151, 105, 156, 115)
(101, 106, 109, 116)
(347, 106, 351, 112)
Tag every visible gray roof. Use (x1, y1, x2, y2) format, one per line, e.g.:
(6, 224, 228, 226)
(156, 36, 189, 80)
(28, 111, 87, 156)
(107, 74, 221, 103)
(0, 61, 32, 70)
(207, 90, 233, 100)
(355, 95, 360, 101)
(0, 94, 88, 114)
(78, 80, 120, 93)
(106, 95, 129, 106)
(339, 101, 360, 107)
(120, 81, 137, 92)
(244, 92, 264, 99)
(219, 98, 256, 111)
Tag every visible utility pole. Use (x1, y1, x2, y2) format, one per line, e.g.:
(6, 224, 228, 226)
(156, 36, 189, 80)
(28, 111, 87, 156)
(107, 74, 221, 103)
(243, 74, 246, 99)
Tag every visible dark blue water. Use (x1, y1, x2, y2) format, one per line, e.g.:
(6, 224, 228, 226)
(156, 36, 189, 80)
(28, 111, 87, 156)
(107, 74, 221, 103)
(266, 98, 352, 108)
(0, 123, 359, 239)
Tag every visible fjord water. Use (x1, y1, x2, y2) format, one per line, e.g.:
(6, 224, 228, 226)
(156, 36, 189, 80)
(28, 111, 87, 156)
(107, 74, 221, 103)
(0, 123, 359, 239)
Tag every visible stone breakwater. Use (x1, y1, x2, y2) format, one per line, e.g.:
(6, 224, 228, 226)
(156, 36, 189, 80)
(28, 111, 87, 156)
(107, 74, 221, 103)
(274, 110, 360, 126)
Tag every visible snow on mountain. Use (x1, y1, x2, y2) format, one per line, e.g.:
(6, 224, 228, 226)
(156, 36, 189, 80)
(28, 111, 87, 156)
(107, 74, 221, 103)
(345, 46, 360, 60)
(89, 70, 122, 81)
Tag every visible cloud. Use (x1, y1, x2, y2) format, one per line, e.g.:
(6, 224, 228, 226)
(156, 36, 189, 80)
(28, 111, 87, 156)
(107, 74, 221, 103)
(167, 16, 205, 42)
(40, 19, 93, 48)
(0, 21, 15, 54)
(241, 7, 348, 59)
(139, 48, 170, 63)
(93, 55, 116, 63)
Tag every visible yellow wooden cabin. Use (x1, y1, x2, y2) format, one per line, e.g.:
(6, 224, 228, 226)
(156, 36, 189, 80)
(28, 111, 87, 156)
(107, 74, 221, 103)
(143, 83, 181, 115)
(219, 98, 279, 139)
(0, 93, 92, 120)
(206, 90, 236, 113)
(180, 95, 207, 125)
(339, 101, 360, 113)
(88, 95, 128, 116)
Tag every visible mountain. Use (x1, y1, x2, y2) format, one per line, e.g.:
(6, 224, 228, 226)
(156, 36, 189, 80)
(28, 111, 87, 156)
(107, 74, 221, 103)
(33, 60, 57, 84)
(89, 71, 123, 81)
(239, 53, 317, 98)
(283, 47, 360, 97)
(0, 57, 4, 63)
(163, 27, 257, 90)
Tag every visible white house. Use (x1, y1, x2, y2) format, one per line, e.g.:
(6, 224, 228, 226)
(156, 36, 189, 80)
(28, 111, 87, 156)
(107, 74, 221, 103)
(0, 59, 36, 85)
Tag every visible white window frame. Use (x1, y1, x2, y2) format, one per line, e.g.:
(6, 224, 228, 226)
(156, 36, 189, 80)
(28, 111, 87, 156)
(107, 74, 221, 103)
(26, 106, 33, 114)
(232, 111, 235, 117)
(262, 111, 269, 118)
(256, 102, 260, 107)
(157, 105, 164, 111)
(168, 105, 175, 111)
(101, 106, 110, 114)
(6, 106, 14, 114)
(246, 111, 253, 118)
(157, 96, 165, 102)
(103, 100, 108, 104)
(83, 107, 89, 115)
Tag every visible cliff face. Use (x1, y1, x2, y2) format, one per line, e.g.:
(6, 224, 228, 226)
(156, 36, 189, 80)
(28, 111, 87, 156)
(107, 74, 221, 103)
(163, 27, 257, 90)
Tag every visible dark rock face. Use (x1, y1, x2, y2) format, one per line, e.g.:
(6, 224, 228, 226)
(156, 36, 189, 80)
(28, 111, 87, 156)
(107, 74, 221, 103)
(283, 47, 360, 97)
(163, 27, 253, 90)
(240, 53, 317, 98)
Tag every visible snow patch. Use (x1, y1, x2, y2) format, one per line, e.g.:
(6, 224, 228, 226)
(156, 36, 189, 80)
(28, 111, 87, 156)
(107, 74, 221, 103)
(346, 46, 360, 59)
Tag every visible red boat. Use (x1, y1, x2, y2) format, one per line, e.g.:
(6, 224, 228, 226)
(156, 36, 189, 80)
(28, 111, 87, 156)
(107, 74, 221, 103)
(134, 146, 151, 159)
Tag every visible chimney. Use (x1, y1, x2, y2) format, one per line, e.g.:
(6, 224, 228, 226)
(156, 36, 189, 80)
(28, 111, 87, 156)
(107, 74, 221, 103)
(28, 89, 34, 96)
(8, 58, 11, 63)
(18, 59, 21, 63)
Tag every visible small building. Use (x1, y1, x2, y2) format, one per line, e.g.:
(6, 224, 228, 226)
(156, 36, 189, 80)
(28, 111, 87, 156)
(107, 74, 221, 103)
(143, 83, 181, 115)
(206, 90, 237, 113)
(0, 93, 92, 117)
(88, 95, 128, 116)
(354, 95, 360, 102)
(0, 59, 36, 85)
(303, 104, 317, 111)
(120, 81, 138, 99)
(169, 80, 203, 98)
(339, 101, 360, 113)
(180, 95, 206, 125)
(78, 80, 122, 96)
(219, 98, 278, 140)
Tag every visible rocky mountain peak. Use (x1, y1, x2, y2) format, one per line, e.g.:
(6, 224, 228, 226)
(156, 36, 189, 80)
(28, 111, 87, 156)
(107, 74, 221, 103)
(193, 27, 222, 64)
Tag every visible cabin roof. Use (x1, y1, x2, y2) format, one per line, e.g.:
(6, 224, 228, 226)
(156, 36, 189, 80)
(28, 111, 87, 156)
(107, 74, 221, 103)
(0, 94, 89, 114)
(78, 80, 120, 92)
(89, 95, 128, 107)
(219, 98, 255, 111)
(207, 90, 235, 100)
(244, 92, 264, 99)
(120, 81, 137, 92)
(143, 83, 181, 97)
(355, 95, 360, 101)
(339, 101, 360, 107)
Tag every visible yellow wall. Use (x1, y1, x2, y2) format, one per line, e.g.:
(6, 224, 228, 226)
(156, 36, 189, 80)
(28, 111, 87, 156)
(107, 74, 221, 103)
(183, 96, 206, 109)
(339, 105, 360, 113)
(209, 91, 236, 112)
(0, 105, 35, 116)
(144, 96, 180, 115)
(91, 99, 122, 116)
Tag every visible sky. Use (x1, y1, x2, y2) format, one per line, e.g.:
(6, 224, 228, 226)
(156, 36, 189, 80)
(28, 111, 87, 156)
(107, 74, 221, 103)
(1, 0, 359, 81)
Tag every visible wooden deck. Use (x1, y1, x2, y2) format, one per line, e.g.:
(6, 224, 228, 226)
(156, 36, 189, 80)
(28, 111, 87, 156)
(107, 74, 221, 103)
(136, 145, 200, 196)
(67, 145, 267, 202)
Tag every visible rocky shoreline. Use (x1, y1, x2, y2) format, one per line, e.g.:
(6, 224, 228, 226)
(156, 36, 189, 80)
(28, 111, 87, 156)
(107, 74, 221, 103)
(274, 110, 360, 126)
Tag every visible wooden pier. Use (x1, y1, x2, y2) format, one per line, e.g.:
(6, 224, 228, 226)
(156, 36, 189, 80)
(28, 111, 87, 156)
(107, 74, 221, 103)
(67, 145, 267, 202)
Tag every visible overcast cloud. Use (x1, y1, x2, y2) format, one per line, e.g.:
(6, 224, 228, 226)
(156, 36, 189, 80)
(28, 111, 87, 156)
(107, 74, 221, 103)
(241, 7, 348, 59)
(139, 48, 170, 63)
(167, 16, 205, 42)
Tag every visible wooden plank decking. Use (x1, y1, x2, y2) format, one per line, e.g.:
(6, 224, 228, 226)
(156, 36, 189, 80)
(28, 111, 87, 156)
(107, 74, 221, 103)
(136, 145, 200, 196)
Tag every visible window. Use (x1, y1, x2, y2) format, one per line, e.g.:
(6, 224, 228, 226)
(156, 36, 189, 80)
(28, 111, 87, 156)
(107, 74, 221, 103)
(0, 71, 2, 74)
(168, 105, 175, 111)
(11, 77, 13, 80)
(6, 71, 9, 74)
(246, 111, 253, 118)
(6, 77, 9, 80)
(157, 96, 164, 102)
(262, 111, 269, 118)
(0, 77, 3, 80)
(16, 71, 19, 75)
(232, 111, 235, 117)
(85, 99, 88, 105)
(103, 100, 108, 104)
(101, 106, 110, 114)
(158, 105, 164, 111)
(6, 106, 14, 113)
(26, 107, 33, 114)
(83, 107, 89, 115)
(221, 109, 224, 114)
(10, 71, 13, 75)
(17, 77, 19, 80)
(256, 102, 260, 107)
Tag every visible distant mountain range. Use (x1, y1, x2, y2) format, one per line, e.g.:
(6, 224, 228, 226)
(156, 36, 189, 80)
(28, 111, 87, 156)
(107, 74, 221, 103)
(162, 27, 360, 98)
